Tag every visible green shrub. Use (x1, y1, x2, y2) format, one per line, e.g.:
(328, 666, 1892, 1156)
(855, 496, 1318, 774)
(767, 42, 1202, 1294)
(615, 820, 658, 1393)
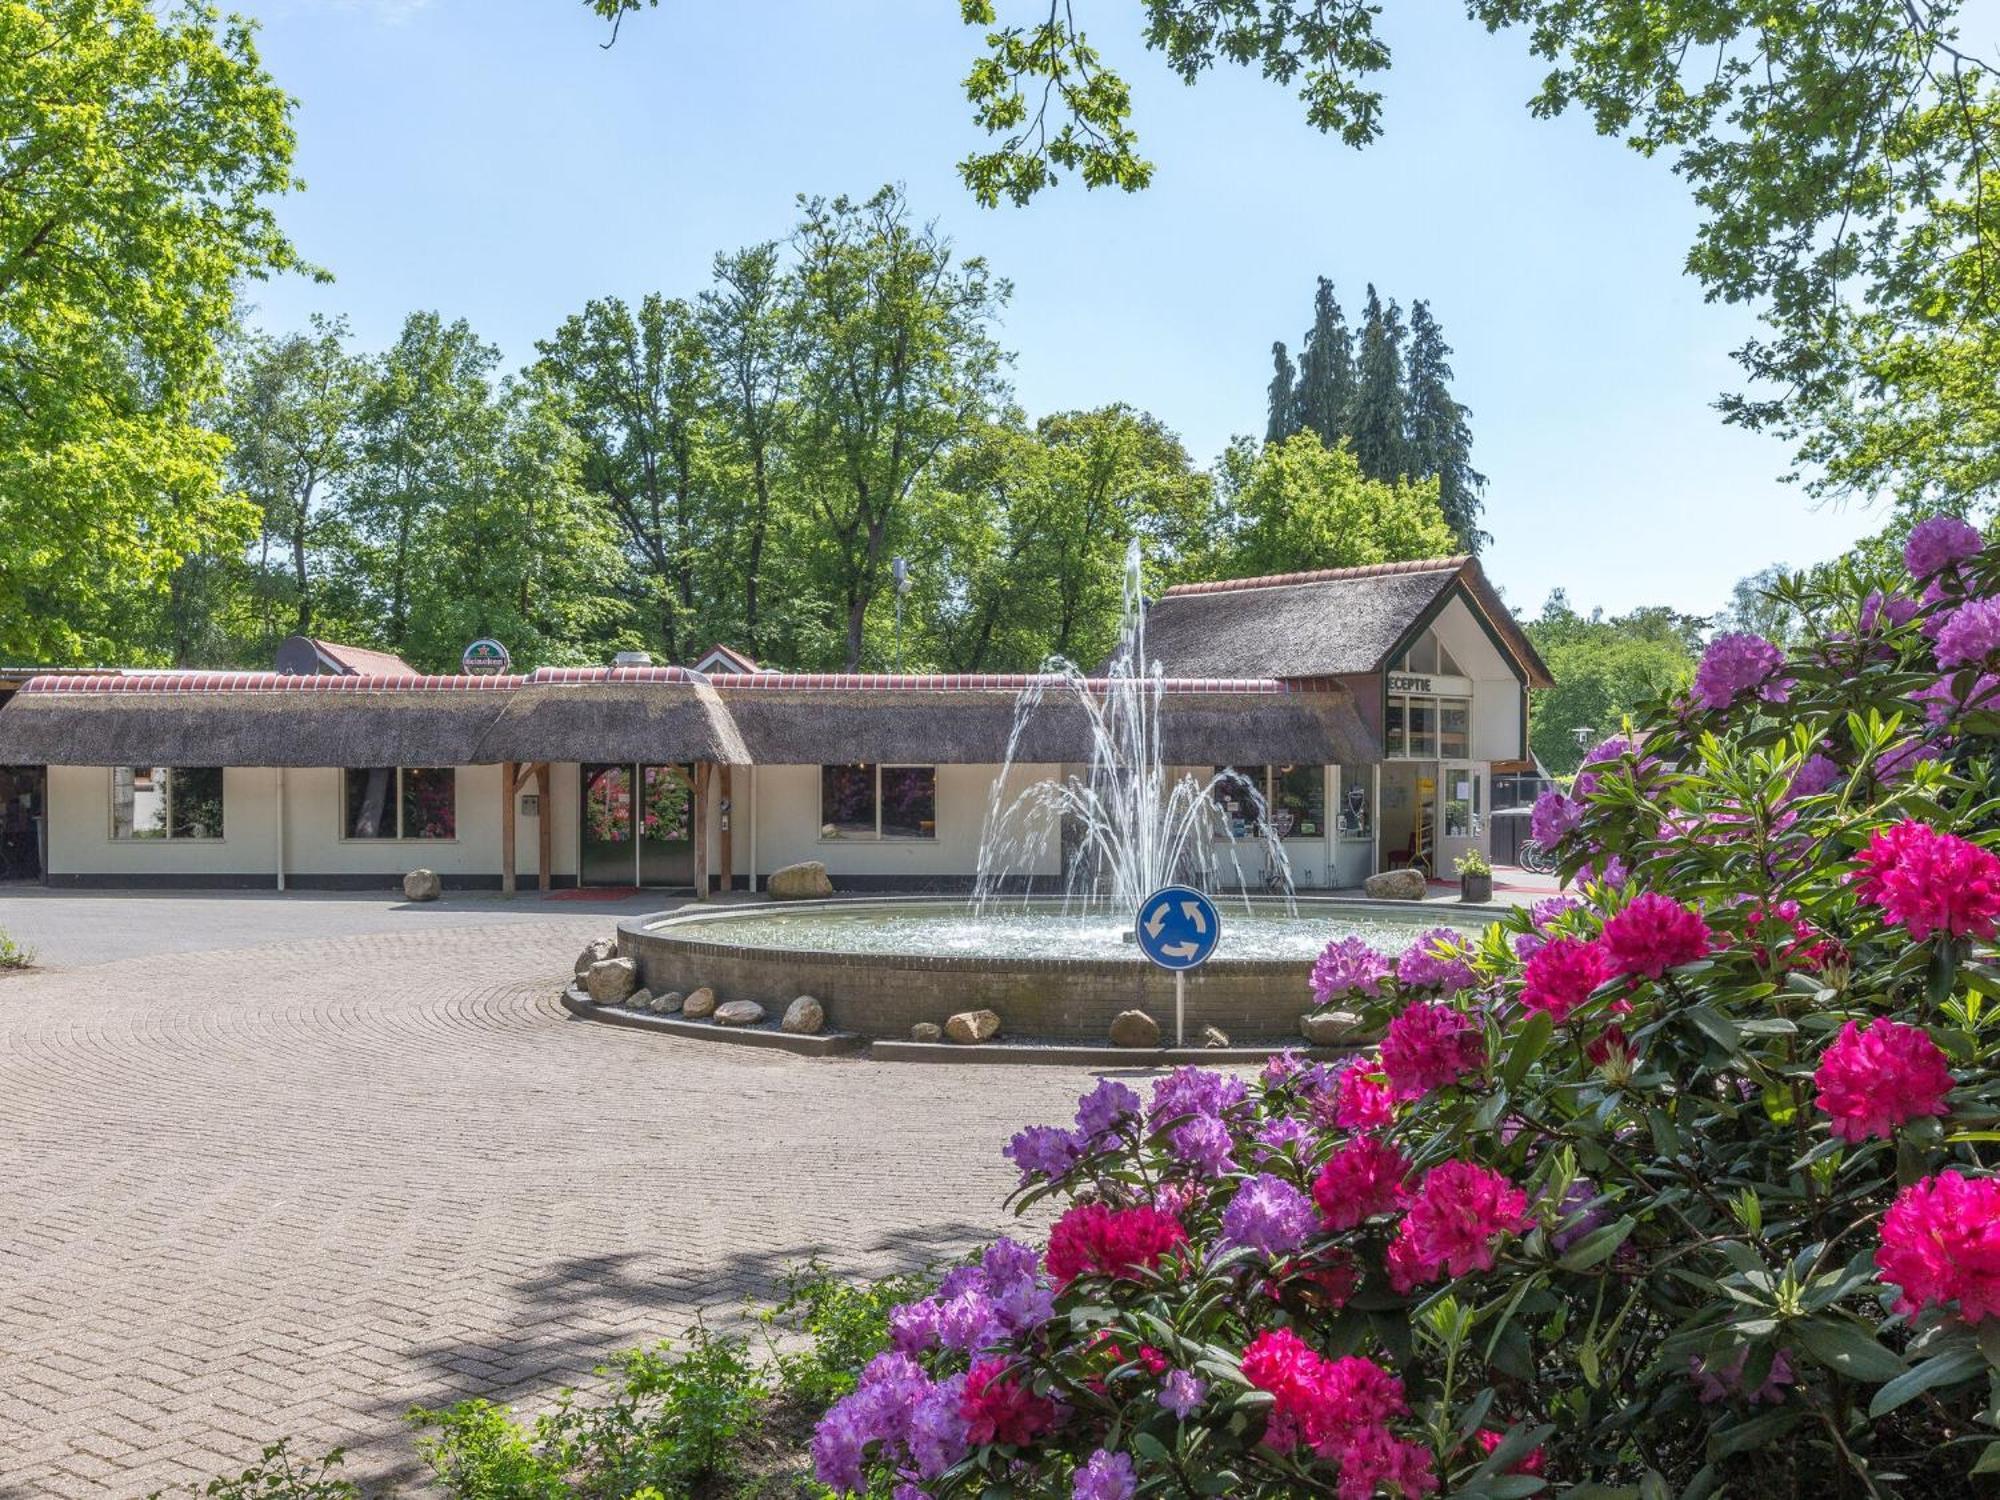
(763, 1259, 935, 1409)
(0, 929, 30, 969)
(144, 1441, 359, 1499)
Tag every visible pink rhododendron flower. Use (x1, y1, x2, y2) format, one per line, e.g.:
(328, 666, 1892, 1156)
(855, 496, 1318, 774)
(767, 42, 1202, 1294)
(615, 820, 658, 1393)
(1312, 1137, 1410, 1230)
(1905, 515, 1983, 579)
(1853, 820, 2000, 941)
(1386, 1161, 1532, 1289)
(1044, 1202, 1187, 1288)
(959, 1359, 1056, 1445)
(1519, 936, 1611, 1022)
(1328, 1060, 1398, 1130)
(1813, 1018, 1955, 1141)
(1239, 1330, 1433, 1495)
(1600, 892, 1713, 978)
(1694, 632, 1791, 710)
(1933, 597, 2000, 669)
(1380, 1001, 1485, 1098)
(1475, 1427, 1547, 1475)
(1876, 1171, 2000, 1323)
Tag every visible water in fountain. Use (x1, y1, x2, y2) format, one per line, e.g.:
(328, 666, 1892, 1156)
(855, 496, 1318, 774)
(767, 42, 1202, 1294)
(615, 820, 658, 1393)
(972, 540, 1294, 916)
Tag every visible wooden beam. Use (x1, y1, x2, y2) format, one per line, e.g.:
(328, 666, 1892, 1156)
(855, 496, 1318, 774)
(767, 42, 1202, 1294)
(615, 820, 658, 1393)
(717, 764, 733, 895)
(501, 760, 518, 897)
(535, 762, 552, 893)
(691, 761, 711, 900)
(514, 762, 537, 792)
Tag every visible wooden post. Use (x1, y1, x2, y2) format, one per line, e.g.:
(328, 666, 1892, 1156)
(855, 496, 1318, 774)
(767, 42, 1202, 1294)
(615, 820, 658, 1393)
(501, 760, 518, 897)
(691, 761, 711, 900)
(718, 764, 733, 895)
(535, 762, 552, 893)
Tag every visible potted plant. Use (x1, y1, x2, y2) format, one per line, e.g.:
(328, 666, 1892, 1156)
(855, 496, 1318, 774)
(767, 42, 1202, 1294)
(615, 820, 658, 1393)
(1454, 847, 1493, 903)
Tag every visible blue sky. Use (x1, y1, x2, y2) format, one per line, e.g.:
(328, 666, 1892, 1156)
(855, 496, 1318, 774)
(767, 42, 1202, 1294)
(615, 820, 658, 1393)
(240, 0, 1883, 622)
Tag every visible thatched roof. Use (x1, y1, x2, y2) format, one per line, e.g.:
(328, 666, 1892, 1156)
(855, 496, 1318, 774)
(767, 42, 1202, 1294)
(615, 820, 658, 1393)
(1141, 557, 1553, 688)
(273, 636, 419, 677)
(0, 668, 1373, 769)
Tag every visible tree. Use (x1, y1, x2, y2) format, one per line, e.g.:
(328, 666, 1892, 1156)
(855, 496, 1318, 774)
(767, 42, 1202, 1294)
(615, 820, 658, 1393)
(1205, 430, 1455, 579)
(1263, 342, 1297, 444)
(786, 186, 1009, 671)
(0, 0, 304, 661)
(1290, 277, 1353, 449)
(700, 243, 789, 656)
(1345, 285, 1406, 481)
(215, 317, 368, 644)
(1403, 300, 1485, 552)
(1714, 562, 1799, 646)
(534, 293, 723, 662)
(1524, 592, 1700, 772)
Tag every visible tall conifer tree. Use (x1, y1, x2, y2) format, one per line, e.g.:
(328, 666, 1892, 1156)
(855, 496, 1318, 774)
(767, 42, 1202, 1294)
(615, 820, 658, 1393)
(1346, 284, 1407, 481)
(1292, 277, 1353, 447)
(1403, 300, 1486, 552)
(1264, 341, 1298, 443)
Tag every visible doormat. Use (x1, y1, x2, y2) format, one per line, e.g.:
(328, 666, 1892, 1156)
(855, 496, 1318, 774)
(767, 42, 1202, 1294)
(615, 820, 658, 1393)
(544, 887, 640, 901)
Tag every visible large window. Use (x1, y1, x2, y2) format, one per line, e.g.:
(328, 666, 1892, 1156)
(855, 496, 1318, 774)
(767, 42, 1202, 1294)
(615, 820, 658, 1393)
(1211, 766, 1269, 838)
(344, 768, 457, 840)
(1271, 765, 1326, 840)
(1386, 693, 1471, 759)
(112, 766, 224, 840)
(1336, 764, 1374, 842)
(820, 764, 936, 840)
(1397, 628, 1464, 677)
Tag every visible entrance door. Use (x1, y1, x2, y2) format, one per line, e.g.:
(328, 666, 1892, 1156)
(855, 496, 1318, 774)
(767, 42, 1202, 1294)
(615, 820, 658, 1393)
(1440, 761, 1484, 877)
(1380, 762, 1439, 878)
(580, 763, 697, 887)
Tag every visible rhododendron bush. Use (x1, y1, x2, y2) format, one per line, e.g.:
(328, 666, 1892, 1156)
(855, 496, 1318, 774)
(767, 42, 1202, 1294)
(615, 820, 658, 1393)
(815, 522, 2000, 1497)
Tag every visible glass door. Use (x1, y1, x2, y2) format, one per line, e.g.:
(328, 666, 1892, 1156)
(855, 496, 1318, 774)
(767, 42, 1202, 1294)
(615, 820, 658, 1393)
(580, 764, 636, 887)
(637, 764, 694, 886)
(1440, 761, 1484, 878)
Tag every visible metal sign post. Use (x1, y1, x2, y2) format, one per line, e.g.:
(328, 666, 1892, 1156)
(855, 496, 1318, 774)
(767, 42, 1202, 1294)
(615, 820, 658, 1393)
(1134, 884, 1223, 1047)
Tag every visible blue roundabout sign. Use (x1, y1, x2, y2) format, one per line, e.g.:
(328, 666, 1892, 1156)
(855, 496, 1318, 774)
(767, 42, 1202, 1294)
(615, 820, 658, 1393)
(1135, 884, 1222, 972)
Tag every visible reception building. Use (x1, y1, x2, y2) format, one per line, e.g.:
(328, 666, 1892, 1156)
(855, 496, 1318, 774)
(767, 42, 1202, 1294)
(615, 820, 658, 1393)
(0, 555, 1549, 892)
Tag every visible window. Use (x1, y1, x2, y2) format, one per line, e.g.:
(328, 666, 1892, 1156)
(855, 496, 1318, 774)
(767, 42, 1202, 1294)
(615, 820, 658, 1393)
(1406, 698, 1438, 757)
(1271, 765, 1326, 840)
(344, 768, 456, 840)
(1385, 699, 1406, 758)
(113, 766, 224, 840)
(1440, 699, 1471, 759)
(1397, 629, 1464, 677)
(820, 764, 937, 840)
(1387, 693, 1472, 759)
(1211, 766, 1269, 837)
(1444, 768, 1481, 838)
(1337, 764, 1374, 842)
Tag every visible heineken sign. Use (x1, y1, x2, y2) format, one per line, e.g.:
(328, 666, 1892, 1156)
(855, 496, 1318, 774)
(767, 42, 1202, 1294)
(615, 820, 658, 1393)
(461, 638, 511, 676)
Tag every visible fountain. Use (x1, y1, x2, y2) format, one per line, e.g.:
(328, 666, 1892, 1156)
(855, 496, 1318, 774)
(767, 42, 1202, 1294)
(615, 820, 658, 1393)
(616, 543, 1477, 1044)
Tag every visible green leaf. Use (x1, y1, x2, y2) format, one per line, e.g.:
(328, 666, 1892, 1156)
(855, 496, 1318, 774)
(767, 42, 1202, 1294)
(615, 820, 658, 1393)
(1866, 1344, 1984, 1416)
(1708, 1404, 1807, 1459)
(1972, 1440, 2000, 1475)
(1558, 1216, 1637, 1272)
(1792, 1315, 1907, 1383)
(1503, 1009, 1554, 1091)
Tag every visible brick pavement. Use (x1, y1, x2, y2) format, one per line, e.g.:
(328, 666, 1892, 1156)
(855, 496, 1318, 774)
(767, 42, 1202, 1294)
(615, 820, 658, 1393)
(0, 917, 1104, 1496)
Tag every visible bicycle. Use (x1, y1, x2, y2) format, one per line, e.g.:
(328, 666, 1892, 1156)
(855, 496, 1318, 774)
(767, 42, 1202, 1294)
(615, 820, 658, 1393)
(1518, 838, 1559, 875)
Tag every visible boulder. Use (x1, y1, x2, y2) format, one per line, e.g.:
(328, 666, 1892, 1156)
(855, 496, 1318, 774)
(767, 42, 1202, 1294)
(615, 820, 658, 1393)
(1363, 868, 1428, 901)
(656, 991, 685, 1014)
(767, 860, 834, 901)
(681, 986, 717, 1019)
(782, 995, 826, 1035)
(911, 1022, 943, 1043)
(402, 868, 441, 902)
(945, 1008, 1002, 1045)
(1201, 1025, 1231, 1049)
(574, 937, 617, 978)
(583, 957, 639, 1005)
(626, 988, 653, 1011)
(713, 999, 766, 1027)
(1108, 1009, 1160, 1048)
(1300, 1009, 1366, 1046)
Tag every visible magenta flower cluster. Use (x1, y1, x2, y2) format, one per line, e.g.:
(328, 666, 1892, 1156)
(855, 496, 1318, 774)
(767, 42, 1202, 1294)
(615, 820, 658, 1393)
(1309, 935, 1393, 1003)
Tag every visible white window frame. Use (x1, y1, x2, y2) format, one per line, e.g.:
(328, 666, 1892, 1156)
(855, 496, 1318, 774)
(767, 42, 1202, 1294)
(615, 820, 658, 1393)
(339, 767, 459, 843)
(109, 766, 226, 842)
(819, 762, 939, 842)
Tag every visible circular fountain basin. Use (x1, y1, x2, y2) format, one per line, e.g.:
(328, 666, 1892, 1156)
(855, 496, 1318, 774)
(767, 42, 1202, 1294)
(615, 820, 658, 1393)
(617, 897, 1492, 1043)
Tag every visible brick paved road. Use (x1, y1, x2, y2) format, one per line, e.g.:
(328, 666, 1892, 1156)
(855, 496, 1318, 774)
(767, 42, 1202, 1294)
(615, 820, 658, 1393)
(0, 914, 1103, 1497)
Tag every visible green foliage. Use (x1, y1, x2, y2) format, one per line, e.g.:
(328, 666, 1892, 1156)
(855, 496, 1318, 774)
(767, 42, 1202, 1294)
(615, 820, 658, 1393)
(761, 1259, 933, 1410)
(144, 1441, 358, 1499)
(0, 0, 304, 663)
(1205, 429, 1458, 579)
(1526, 590, 1701, 772)
(0, 928, 30, 969)
(413, 1324, 767, 1500)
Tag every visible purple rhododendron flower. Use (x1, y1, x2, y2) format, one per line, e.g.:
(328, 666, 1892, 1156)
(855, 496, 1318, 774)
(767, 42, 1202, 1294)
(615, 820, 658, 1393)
(1309, 935, 1393, 1003)
(1784, 753, 1843, 802)
(1148, 1066, 1247, 1125)
(1530, 787, 1584, 847)
(907, 1373, 969, 1477)
(1003, 1124, 1080, 1182)
(1876, 738, 1940, 782)
(1073, 1449, 1137, 1500)
(1861, 589, 1921, 632)
(1073, 1077, 1141, 1145)
(936, 1287, 1002, 1353)
(1159, 1367, 1208, 1418)
(1695, 632, 1791, 710)
(1690, 1348, 1796, 1406)
(1934, 597, 2000, 669)
(1550, 1179, 1606, 1254)
(1221, 1172, 1317, 1255)
(1905, 515, 1982, 579)
(888, 1297, 942, 1354)
(1261, 1048, 1303, 1086)
(1253, 1115, 1315, 1164)
(1396, 926, 1478, 992)
(1169, 1112, 1237, 1177)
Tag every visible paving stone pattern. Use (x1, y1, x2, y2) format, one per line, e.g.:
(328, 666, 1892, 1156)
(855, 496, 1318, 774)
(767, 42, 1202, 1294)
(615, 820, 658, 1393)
(0, 918, 1101, 1496)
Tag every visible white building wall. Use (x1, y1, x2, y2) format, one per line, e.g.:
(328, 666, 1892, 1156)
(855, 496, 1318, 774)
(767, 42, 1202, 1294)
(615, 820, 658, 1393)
(746, 762, 1064, 883)
(1430, 597, 1526, 763)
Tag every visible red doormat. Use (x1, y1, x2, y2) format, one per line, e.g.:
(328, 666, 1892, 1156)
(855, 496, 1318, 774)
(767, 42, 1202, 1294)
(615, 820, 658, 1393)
(544, 887, 640, 901)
